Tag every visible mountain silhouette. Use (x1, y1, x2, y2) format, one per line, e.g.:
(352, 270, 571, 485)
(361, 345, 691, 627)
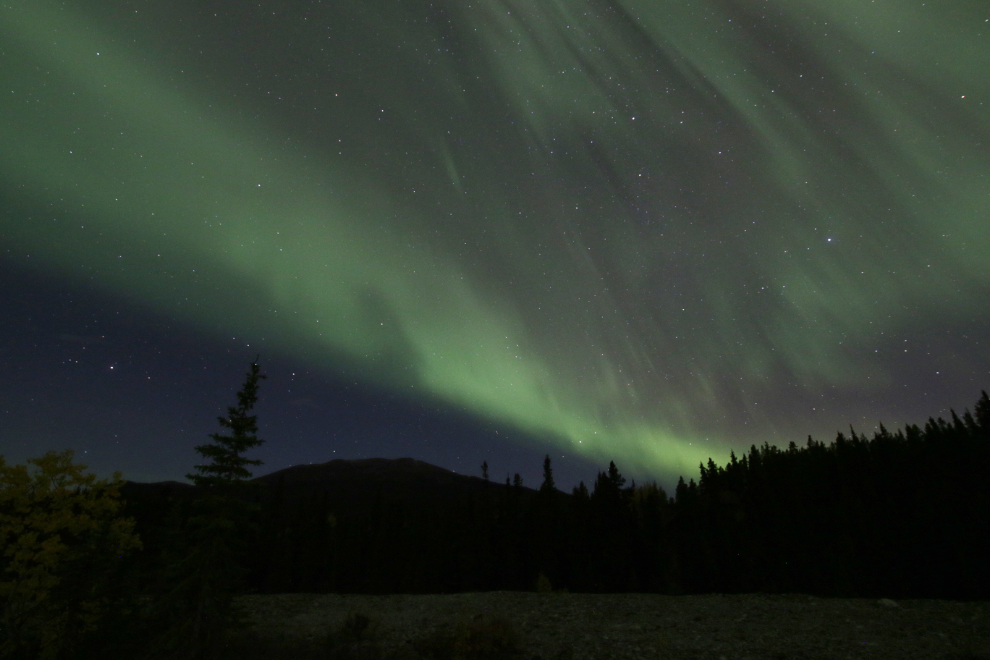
(119, 456, 563, 513)
(118, 457, 570, 595)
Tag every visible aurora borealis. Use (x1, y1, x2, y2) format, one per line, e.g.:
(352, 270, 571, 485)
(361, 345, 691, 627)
(2, 0, 988, 490)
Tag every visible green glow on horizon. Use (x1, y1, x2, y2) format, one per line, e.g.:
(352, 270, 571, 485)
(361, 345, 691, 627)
(2, 0, 987, 486)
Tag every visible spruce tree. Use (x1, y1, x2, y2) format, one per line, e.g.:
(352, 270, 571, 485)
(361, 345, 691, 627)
(187, 357, 267, 491)
(145, 358, 267, 659)
(975, 390, 990, 436)
(540, 454, 555, 494)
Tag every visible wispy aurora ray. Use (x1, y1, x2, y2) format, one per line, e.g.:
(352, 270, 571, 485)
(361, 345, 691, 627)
(2, 0, 987, 486)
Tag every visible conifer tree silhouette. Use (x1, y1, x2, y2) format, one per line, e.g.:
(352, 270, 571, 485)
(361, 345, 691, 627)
(187, 358, 267, 490)
(146, 358, 267, 660)
(540, 454, 555, 494)
(975, 390, 990, 435)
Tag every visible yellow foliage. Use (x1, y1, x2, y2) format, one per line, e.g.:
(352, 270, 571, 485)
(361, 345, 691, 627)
(0, 449, 142, 659)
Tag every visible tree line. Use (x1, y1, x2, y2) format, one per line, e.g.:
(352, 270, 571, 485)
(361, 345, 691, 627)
(2, 358, 988, 658)
(219, 406, 988, 601)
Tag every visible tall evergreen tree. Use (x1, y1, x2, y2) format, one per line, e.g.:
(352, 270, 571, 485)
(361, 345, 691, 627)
(481, 460, 489, 481)
(187, 357, 267, 491)
(975, 390, 990, 435)
(534, 455, 561, 590)
(145, 358, 267, 659)
(540, 454, 556, 494)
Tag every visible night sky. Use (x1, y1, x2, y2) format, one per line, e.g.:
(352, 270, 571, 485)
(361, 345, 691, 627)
(2, 0, 988, 493)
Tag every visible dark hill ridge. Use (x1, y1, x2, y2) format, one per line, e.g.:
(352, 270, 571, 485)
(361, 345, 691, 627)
(254, 457, 491, 491)
(119, 456, 562, 510)
(252, 456, 551, 511)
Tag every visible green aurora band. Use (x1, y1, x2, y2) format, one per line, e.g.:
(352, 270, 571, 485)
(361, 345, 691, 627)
(2, 0, 988, 485)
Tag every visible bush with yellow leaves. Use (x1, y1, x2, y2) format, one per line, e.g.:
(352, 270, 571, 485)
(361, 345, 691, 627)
(0, 449, 142, 660)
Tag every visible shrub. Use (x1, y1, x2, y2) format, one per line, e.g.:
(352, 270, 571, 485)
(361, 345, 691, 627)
(0, 450, 142, 659)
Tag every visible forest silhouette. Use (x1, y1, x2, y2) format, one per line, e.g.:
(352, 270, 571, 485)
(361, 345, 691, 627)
(121, 388, 990, 602)
(3, 358, 988, 658)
